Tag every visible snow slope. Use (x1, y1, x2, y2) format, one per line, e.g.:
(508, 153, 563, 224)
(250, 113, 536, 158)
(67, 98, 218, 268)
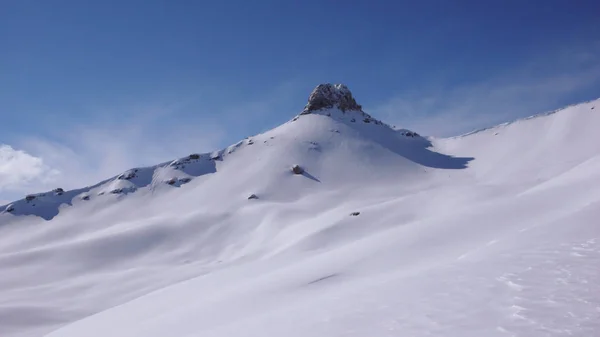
(1, 86, 599, 337)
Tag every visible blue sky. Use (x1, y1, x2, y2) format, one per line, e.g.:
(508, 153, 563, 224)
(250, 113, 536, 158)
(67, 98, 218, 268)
(1, 0, 600, 201)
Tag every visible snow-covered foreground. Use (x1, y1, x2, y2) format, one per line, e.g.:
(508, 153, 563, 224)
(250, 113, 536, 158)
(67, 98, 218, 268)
(1, 89, 599, 336)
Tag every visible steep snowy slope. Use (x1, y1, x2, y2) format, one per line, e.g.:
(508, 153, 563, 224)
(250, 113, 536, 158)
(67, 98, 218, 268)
(437, 99, 600, 186)
(1, 86, 599, 337)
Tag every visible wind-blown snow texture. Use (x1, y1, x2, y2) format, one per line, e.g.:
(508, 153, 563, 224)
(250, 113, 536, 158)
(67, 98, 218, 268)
(1, 85, 599, 337)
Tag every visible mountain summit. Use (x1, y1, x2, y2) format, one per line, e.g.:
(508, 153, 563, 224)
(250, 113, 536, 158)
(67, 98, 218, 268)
(302, 83, 363, 114)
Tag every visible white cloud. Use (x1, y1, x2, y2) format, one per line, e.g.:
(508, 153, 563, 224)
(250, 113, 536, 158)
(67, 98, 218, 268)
(370, 43, 600, 137)
(0, 145, 59, 197)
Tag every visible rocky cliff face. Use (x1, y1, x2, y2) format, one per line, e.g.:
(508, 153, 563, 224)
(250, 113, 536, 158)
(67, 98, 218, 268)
(301, 84, 363, 114)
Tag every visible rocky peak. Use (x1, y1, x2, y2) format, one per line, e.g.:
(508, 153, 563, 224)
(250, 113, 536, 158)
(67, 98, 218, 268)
(301, 83, 363, 114)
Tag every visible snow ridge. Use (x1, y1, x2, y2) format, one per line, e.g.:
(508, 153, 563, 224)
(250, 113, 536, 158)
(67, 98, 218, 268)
(454, 97, 599, 138)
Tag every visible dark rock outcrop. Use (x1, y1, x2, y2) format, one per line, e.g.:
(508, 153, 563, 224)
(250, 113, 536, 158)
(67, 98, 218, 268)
(301, 84, 362, 114)
(398, 130, 420, 138)
(292, 165, 304, 174)
(118, 169, 138, 180)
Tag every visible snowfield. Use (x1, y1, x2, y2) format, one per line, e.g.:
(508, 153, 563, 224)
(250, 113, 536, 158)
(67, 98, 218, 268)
(1, 89, 599, 337)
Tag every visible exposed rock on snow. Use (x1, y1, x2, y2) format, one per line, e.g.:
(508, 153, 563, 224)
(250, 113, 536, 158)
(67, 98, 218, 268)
(292, 164, 304, 174)
(166, 177, 192, 186)
(397, 129, 420, 138)
(247, 194, 259, 200)
(301, 83, 363, 114)
(170, 154, 204, 169)
(296, 84, 397, 132)
(118, 169, 138, 180)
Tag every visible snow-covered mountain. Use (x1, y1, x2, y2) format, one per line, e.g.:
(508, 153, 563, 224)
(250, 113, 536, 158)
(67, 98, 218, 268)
(1, 84, 599, 337)
(0, 83, 430, 221)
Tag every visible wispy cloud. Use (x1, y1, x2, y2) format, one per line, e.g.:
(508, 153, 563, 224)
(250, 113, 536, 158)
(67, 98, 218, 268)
(370, 43, 600, 137)
(0, 101, 226, 203)
(14, 103, 226, 193)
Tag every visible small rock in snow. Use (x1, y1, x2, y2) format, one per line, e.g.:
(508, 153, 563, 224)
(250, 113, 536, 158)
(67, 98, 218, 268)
(292, 165, 304, 174)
